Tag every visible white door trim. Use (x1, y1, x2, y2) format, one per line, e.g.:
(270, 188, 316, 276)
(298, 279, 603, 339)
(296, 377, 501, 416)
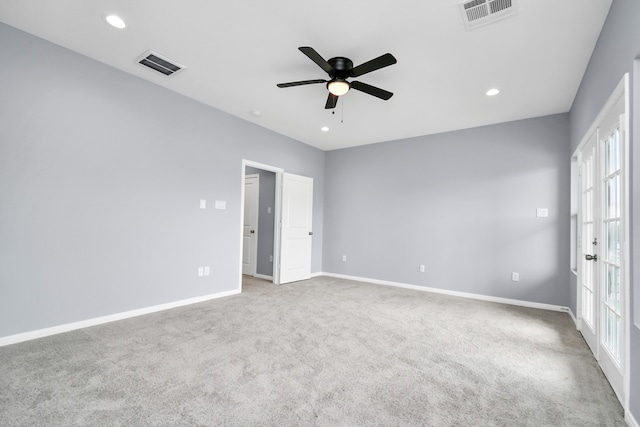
(240, 160, 284, 289)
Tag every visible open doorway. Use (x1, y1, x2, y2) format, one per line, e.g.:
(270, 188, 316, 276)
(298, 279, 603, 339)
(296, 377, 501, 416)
(243, 166, 276, 281)
(240, 160, 283, 289)
(240, 160, 314, 290)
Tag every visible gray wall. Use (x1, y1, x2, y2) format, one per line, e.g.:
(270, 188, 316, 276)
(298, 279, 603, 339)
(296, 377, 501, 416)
(323, 114, 571, 307)
(245, 167, 276, 277)
(0, 23, 324, 337)
(568, 0, 640, 418)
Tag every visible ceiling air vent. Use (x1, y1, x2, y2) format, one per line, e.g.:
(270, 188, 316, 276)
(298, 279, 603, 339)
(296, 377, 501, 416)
(136, 50, 185, 76)
(459, 0, 516, 30)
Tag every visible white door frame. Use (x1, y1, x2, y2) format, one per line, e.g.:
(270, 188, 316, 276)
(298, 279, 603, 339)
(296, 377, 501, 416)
(240, 160, 284, 287)
(573, 73, 630, 413)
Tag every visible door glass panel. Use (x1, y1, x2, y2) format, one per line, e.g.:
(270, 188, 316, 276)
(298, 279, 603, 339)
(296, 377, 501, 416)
(604, 128, 620, 176)
(606, 220, 620, 265)
(605, 175, 618, 218)
(605, 264, 620, 313)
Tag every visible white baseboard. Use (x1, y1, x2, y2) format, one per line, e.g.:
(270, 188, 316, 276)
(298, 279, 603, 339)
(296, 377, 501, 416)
(567, 308, 579, 329)
(311, 271, 324, 278)
(320, 272, 571, 314)
(254, 274, 273, 281)
(627, 409, 639, 427)
(0, 289, 240, 347)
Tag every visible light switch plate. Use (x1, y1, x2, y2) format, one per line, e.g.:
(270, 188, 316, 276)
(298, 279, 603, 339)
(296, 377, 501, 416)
(215, 200, 226, 210)
(204, 266, 210, 276)
(536, 208, 548, 218)
(199, 199, 206, 209)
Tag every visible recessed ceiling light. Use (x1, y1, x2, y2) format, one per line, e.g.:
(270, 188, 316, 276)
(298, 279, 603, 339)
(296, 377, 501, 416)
(105, 15, 126, 29)
(321, 126, 330, 132)
(486, 88, 500, 96)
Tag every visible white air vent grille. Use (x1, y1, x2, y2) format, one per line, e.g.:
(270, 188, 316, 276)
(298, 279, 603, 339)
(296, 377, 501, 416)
(459, 0, 516, 30)
(136, 50, 185, 76)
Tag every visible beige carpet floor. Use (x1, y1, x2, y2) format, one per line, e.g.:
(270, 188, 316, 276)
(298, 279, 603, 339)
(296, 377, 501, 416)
(0, 276, 626, 426)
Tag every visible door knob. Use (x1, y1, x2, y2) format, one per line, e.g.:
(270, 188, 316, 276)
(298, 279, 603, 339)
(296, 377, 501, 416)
(250, 230, 255, 234)
(585, 254, 598, 261)
(308, 232, 313, 236)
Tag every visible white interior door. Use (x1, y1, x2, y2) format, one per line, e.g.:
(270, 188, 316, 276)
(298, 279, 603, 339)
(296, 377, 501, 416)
(278, 173, 313, 284)
(577, 89, 627, 405)
(242, 174, 259, 276)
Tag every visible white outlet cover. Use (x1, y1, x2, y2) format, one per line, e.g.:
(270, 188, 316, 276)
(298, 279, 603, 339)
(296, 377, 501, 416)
(341, 255, 347, 262)
(198, 267, 204, 277)
(199, 199, 206, 209)
(536, 208, 549, 217)
(511, 272, 520, 281)
(215, 200, 226, 210)
(204, 266, 210, 276)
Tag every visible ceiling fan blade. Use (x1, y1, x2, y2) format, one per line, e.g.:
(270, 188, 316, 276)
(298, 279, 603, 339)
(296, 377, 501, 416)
(299, 47, 335, 75)
(350, 81, 393, 100)
(349, 53, 397, 78)
(277, 79, 326, 88)
(325, 93, 339, 109)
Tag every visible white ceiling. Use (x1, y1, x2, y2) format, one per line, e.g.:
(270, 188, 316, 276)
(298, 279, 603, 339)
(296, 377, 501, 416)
(0, 0, 612, 151)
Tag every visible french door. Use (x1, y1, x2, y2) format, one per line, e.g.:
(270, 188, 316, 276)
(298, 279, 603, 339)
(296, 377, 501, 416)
(578, 132, 598, 354)
(576, 82, 627, 405)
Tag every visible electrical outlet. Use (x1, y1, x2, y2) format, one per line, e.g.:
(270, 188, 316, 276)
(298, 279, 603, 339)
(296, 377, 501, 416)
(199, 199, 206, 209)
(204, 266, 210, 276)
(341, 255, 347, 262)
(511, 272, 520, 282)
(198, 267, 204, 277)
(419, 264, 425, 273)
(269, 255, 273, 263)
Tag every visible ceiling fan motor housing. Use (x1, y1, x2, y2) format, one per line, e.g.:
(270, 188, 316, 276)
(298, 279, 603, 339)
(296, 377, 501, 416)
(327, 57, 353, 78)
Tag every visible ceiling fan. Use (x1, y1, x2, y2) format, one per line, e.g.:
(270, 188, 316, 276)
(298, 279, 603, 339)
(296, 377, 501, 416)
(277, 47, 397, 109)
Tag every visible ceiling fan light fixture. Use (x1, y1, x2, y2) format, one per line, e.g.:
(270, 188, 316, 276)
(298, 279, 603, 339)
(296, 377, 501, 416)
(328, 79, 350, 96)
